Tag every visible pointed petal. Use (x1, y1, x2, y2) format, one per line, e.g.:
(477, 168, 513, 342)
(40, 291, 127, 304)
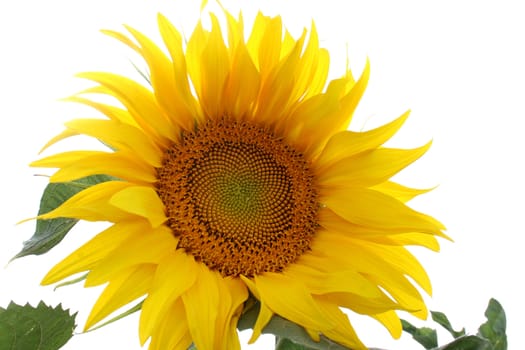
(253, 272, 335, 332)
(284, 263, 385, 300)
(148, 298, 192, 350)
(370, 233, 441, 252)
(370, 311, 402, 339)
(64, 118, 162, 167)
(199, 14, 231, 119)
(41, 219, 150, 285)
(182, 264, 247, 350)
(371, 181, 433, 203)
(319, 142, 432, 189)
(315, 111, 410, 169)
(41, 151, 156, 184)
(35, 181, 133, 223)
(63, 95, 137, 125)
(38, 128, 79, 154)
(313, 296, 367, 350)
(254, 30, 306, 125)
(223, 40, 260, 119)
(77, 72, 177, 147)
(109, 186, 167, 227)
(181, 263, 219, 350)
(85, 225, 176, 286)
(214, 277, 248, 350)
(158, 13, 201, 128)
(247, 14, 282, 79)
(124, 25, 197, 132)
(139, 250, 197, 343)
(85, 263, 156, 330)
(239, 275, 275, 344)
(323, 188, 446, 235)
(101, 29, 141, 54)
(308, 230, 428, 316)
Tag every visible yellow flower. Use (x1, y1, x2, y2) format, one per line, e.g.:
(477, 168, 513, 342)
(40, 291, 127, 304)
(32, 8, 447, 350)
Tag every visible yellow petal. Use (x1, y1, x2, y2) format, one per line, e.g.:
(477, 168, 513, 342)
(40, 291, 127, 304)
(223, 40, 260, 119)
(181, 266, 247, 350)
(253, 272, 335, 332)
(38, 128, 79, 154)
(293, 22, 328, 101)
(185, 21, 208, 109)
(41, 219, 149, 285)
(370, 311, 402, 339)
(254, 30, 306, 125)
(125, 25, 194, 131)
(77, 72, 177, 147)
(371, 181, 432, 203)
(315, 111, 410, 169)
(139, 250, 197, 343)
(109, 186, 167, 227)
(215, 277, 248, 350)
(85, 225, 176, 286)
(199, 14, 231, 118)
(311, 230, 428, 316)
(316, 290, 402, 315)
(247, 14, 282, 80)
(348, 239, 432, 295)
(238, 275, 275, 344)
(181, 263, 219, 350)
(335, 59, 370, 131)
(370, 233, 441, 252)
(85, 263, 156, 330)
(313, 296, 367, 350)
(64, 118, 162, 167)
(41, 151, 156, 184)
(295, 60, 370, 155)
(158, 13, 201, 128)
(224, 10, 244, 52)
(101, 29, 141, 54)
(63, 95, 137, 126)
(284, 263, 385, 300)
(36, 181, 133, 223)
(323, 188, 446, 235)
(319, 142, 432, 188)
(148, 298, 192, 350)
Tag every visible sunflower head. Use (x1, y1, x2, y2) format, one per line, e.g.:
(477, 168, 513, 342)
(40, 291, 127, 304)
(32, 6, 446, 350)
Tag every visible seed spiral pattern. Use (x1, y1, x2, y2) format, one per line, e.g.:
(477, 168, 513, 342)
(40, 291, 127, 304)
(156, 119, 318, 276)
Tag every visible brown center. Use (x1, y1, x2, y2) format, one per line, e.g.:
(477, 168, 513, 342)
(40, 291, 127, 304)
(156, 119, 318, 276)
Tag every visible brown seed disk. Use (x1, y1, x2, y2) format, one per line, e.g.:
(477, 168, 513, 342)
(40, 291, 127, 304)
(156, 119, 318, 276)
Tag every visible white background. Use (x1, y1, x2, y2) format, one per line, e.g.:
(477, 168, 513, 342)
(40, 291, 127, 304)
(1, 0, 523, 349)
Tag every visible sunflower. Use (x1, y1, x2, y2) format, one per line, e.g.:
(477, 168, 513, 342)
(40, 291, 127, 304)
(32, 7, 446, 350)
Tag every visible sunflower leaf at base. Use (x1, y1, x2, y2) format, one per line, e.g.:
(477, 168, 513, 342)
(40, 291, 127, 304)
(276, 337, 315, 350)
(434, 335, 492, 350)
(478, 298, 507, 350)
(0, 301, 77, 350)
(401, 319, 438, 349)
(12, 174, 117, 261)
(430, 311, 465, 339)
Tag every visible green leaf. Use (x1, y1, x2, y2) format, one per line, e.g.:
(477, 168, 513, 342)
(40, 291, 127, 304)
(276, 337, 314, 350)
(13, 174, 116, 260)
(401, 319, 438, 349)
(238, 302, 353, 350)
(431, 311, 465, 338)
(478, 298, 507, 350)
(436, 335, 492, 350)
(0, 301, 77, 350)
